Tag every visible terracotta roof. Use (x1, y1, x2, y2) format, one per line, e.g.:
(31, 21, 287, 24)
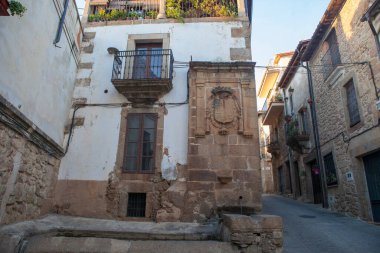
(302, 0, 347, 61)
(279, 40, 310, 89)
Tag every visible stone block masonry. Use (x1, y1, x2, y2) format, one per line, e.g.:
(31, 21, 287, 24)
(0, 214, 283, 253)
(184, 62, 261, 222)
(0, 122, 60, 225)
(307, 0, 380, 221)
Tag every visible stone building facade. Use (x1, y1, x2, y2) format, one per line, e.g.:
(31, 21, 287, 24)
(262, 0, 380, 222)
(54, 0, 262, 222)
(275, 40, 321, 204)
(0, 0, 82, 224)
(257, 53, 294, 196)
(301, 0, 380, 222)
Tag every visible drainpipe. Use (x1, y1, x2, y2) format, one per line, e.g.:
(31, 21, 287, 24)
(54, 0, 69, 46)
(301, 62, 329, 209)
(282, 89, 296, 198)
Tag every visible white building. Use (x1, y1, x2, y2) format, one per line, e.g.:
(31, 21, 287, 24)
(0, 0, 82, 224)
(55, 0, 259, 222)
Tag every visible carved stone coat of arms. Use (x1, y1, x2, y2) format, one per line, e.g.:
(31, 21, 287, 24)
(207, 86, 242, 135)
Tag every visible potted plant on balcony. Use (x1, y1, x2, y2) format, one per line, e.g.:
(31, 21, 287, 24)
(286, 118, 303, 153)
(146, 10, 158, 19)
(284, 114, 292, 123)
(127, 9, 139, 20)
(274, 92, 283, 102)
(1, 0, 27, 16)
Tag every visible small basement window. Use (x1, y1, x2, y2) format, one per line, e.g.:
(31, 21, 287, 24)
(127, 193, 146, 217)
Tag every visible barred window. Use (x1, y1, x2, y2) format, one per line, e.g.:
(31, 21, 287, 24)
(323, 153, 338, 186)
(127, 193, 146, 217)
(345, 79, 360, 127)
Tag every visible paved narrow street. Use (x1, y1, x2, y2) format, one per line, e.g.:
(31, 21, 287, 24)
(262, 195, 380, 253)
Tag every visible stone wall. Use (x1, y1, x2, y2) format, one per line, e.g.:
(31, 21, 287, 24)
(185, 62, 261, 221)
(0, 122, 60, 225)
(308, 0, 380, 220)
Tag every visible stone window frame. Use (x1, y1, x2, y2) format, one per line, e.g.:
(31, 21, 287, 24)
(122, 113, 158, 173)
(115, 107, 164, 178)
(126, 33, 170, 79)
(339, 72, 364, 133)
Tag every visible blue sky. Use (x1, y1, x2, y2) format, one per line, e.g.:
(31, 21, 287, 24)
(251, 0, 331, 86)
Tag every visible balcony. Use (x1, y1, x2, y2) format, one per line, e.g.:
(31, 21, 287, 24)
(266, 135, 280, 155)
(286, 117, 310, 153)
(111, 49, 174, 104)
(88, 0, 240, 22)
(262, 92, 284, 125)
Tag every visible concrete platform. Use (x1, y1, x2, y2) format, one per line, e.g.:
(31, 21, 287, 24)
(0, 215, 217, 253)
(25, 237, 236, 253)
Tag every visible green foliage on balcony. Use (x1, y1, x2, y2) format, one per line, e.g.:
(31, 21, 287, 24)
(166, 0, 238, 19)
(88, 8, 158, 22)
(9, 0, 27, 17)
(286, 117, 303, 153)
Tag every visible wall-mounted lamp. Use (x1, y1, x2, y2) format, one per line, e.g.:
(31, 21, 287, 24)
(107, 47, 119, 55)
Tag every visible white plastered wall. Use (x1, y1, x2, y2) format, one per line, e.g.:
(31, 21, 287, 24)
(0, 0, 79, 145)
(59, 21, 247, 181)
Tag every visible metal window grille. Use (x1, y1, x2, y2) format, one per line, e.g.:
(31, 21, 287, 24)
(127, 193, 146, 217)
(323, 153, 338, 186)
(345, 79, 360, 127)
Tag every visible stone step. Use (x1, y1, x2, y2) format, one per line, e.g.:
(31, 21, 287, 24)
(25, 237, 237, 253)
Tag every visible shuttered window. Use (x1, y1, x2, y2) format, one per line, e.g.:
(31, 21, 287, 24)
(123, 113, 157, 173)
(345, 79, 360, 127)
(323, 153, 338, 186)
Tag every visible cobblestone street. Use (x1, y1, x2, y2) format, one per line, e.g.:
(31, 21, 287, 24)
(262, 195, 380, 253)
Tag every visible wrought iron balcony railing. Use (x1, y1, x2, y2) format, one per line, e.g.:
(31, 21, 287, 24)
(266, 135, 280, 155)
(111, 49, 174, 103)
(112, 49, 173, 81)
(167, 0, 238, 18)
(88, 0, 239, 21)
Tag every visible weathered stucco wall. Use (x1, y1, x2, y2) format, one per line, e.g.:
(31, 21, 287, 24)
(56, 18, 253, 220)
(0, 0, 80, 145)
(59, 21, 248, 181)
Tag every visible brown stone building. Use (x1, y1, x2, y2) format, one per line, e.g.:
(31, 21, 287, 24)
(263, 0, 380, 223)
(301, 0, 380, 222)
(52, 0, 263, 223)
